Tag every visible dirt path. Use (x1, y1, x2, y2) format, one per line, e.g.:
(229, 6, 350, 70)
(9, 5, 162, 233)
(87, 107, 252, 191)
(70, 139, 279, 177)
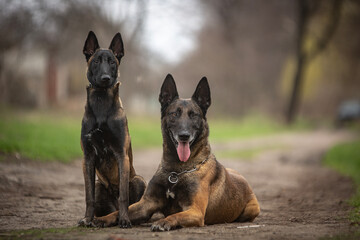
(0, 130, 358, 239)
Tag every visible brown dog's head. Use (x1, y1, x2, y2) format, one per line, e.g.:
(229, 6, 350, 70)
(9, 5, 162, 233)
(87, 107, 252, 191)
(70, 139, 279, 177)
(159, 74, 211, 162)
(83, 31, 124, 88)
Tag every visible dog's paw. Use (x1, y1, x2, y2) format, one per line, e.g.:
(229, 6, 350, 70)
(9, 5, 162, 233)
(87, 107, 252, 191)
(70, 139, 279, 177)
(92, 218, 106, 228)
(91, 128, 104, 139)
(151, 219, 172, 232)
(118, 216, 132, 228)
(77, 217, 95, 228)
(92, 216, 118, 228)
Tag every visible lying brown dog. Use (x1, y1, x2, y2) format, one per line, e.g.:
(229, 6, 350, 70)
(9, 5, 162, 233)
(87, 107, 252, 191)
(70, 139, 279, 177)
(94, 74, 260, 231)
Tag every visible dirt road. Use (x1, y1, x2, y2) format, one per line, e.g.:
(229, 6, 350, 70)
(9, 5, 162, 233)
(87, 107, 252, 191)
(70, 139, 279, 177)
(0, 130, 358, 239)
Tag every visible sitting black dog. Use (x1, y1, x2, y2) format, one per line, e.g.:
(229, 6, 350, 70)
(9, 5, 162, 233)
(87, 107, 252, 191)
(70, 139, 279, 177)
(78, 31, 146, 228)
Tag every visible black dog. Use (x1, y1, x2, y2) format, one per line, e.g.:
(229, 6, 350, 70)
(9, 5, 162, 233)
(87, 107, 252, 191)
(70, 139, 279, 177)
(78, 31, 146, 228)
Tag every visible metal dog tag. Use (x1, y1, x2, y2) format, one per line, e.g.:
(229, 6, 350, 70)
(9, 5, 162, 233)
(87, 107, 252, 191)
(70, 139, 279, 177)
(168, 172, 179, 184)
(166, 189, 175, 199)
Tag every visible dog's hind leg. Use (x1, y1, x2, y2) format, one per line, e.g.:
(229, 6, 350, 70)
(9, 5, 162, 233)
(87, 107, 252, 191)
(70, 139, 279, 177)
(235, 194, 260, 222)
(94, 181, 117, 218)
(129, 175, 146, 205)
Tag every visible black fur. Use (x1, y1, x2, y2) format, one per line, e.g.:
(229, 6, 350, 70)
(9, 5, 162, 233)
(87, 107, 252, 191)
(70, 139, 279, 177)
(159, 74, 210, 163)
(78, 31, 145, 228)
(83, 31, 124, 88)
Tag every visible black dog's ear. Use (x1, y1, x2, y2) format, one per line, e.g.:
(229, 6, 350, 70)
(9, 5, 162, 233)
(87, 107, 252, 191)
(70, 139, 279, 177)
(109, 32, 124, 62)
(159, 74, 179, 114)
(192, 77, 211, 116)
(83, 31, 100, 62)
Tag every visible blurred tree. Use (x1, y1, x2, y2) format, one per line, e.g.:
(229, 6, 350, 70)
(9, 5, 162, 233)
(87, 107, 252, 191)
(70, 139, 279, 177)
(0, 0, 35, 106)
(0, 0, 149, 108)
(173, 0, 295, 116)
(286, 0, 342, 123)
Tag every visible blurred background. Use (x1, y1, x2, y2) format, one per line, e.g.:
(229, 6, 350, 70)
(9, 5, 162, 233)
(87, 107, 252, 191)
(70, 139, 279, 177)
(2, 0, 360, 231)
(0, 0, 360, 161)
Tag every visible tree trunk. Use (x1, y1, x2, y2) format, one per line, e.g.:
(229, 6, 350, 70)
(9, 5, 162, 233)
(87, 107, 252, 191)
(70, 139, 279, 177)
(286, 0, 308, 124)
(286, 0, 342, 124)
(46, 50, 57, 105)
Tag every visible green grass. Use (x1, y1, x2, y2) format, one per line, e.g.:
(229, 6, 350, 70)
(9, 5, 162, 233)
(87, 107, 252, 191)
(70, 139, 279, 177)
(127, 116, 162, 150)
(0, 110, 308, 162)
(216, 145, 287, 160)
(208, 114, 309, 142)
(324, 139, 360, 225)
(0, 112, 82, 163)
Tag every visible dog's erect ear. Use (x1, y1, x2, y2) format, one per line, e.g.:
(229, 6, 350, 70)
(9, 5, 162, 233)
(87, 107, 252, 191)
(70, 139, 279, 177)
(192, 77, 211, 116)
(83, 31, 100, 62)
(159, 74, 179, 114)
(109, 32, 124, 62)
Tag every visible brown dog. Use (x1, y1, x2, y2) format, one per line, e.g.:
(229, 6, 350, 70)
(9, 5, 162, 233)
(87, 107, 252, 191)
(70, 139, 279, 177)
(94, 74, 260, 230)
(78, 31, 146, 228)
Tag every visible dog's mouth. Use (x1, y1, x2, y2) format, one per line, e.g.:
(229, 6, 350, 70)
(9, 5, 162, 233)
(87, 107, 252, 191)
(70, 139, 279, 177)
(169, 131, 195, 162)
(96, 80, 114, 88)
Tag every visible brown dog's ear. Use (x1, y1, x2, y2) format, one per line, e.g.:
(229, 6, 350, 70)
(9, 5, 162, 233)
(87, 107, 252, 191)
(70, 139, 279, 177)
(109, 32, 124, 62)
(159, 74, 179, 116)
(192, 77, 211, 116)
(83, 31, 100, 62)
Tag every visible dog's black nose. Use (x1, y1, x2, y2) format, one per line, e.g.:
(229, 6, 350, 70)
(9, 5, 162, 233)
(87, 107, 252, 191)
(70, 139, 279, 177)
(101, 75, 111, 82)
(178, 132, 190, 142)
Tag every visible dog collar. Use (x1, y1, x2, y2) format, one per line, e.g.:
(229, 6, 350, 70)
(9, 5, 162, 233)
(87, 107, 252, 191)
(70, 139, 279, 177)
(167, 157, 209, 184)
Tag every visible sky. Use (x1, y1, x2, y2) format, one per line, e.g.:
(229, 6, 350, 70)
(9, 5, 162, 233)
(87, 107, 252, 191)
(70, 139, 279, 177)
(104, 0, 204, 65)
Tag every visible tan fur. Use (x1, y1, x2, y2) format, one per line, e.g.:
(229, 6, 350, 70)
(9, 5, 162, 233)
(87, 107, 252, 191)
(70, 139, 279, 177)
(95, 153, 260, 228)
(93, 91, 260, 229)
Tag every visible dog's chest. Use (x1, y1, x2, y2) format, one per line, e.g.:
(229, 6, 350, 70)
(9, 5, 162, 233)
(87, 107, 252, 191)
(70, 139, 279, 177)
(160, 175, 199, 215)
(89, 92, 114, 124)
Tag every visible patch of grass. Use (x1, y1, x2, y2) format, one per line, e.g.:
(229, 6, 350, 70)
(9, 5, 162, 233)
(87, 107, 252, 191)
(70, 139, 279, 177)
(216, 145, 286, 160)
(208, 114, 309, 142)
(0, 109, 309, 162)
(324, 139, 360, 225)
(0, 112, 82, 163)
(127, 116, 162, 149)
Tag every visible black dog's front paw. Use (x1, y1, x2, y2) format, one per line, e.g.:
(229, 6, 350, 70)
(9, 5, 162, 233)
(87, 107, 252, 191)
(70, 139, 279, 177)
(90, 128, 104, 138)
(78, 217, 96, 228)
(118, 216, 132, 228)
(85, 128, 103, 142)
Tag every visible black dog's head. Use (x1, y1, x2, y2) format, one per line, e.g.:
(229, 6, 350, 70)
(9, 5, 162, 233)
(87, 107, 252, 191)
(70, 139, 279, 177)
(83, 31, 124, 88)
(159, 74, 211, 162)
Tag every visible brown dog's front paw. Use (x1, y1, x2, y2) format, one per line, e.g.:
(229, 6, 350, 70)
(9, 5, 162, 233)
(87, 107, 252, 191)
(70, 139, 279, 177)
(77, 217, 95, 228)
(118, 216, 132, 228)
(151, 219, 173, 232)
(92, 215, 118, 228)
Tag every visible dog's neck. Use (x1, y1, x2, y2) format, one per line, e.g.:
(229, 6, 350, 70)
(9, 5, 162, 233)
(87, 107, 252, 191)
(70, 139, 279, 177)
(86, 82, 123, 124)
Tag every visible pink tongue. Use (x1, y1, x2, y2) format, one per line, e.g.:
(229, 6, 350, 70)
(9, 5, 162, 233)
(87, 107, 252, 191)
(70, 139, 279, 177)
(177, 142, 190, 162)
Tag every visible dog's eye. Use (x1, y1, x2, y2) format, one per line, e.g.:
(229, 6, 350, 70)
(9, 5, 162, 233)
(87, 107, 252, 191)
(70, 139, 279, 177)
(93, 59, 99, 64)
(109, 58, 116, 65)
(169, 111, 179, 118)
(189, 111, 196, 118)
